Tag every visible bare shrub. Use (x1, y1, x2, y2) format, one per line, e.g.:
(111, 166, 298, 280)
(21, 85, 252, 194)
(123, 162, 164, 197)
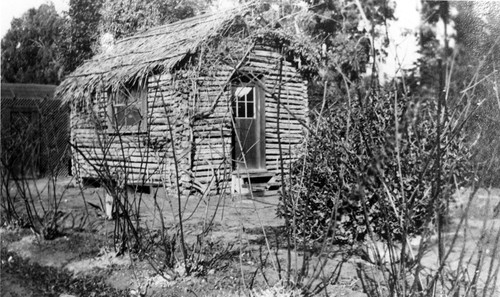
(1, 100, 71, 239)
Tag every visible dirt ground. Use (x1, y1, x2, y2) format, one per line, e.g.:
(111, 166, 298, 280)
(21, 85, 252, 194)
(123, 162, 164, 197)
(1, 177, 499, 296)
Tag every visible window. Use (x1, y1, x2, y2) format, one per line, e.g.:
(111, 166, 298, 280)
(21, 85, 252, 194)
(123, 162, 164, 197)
(233, 86, 255, 118)
(109, 85, 147, 132)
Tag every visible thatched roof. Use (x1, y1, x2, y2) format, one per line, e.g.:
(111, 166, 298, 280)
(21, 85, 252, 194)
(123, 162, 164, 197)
(57, 9, 246, 102)
(2, 83, 57, 100)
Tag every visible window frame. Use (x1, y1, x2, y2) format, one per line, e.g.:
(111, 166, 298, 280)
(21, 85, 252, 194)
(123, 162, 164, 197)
(107, 84, 147, 134)
(232, 83, 258, 119)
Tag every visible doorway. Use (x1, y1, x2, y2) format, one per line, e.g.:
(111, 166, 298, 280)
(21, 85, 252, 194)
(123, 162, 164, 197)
(232, 76, 266, 172)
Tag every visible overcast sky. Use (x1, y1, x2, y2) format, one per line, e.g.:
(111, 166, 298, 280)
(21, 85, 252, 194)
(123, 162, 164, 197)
(0, 0, 69, 39)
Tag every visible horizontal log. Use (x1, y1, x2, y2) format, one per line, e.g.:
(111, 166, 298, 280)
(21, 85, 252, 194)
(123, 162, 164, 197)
(266, 122, 304, 130)
(195, 150, 231, 158)
(265, 100, 307, 108)
(193, 129, 231, 135)
(194, 158, 229, 166)
(264, 76, 304, 85)
(246, 60, 300, 74)
(192, 163, 231, 171)
(265, 98, 307, 108)
(194, 140, 231, 147)
(193, 118, 228, 125)
(192, 176, 230, 184)
(240, 67, 301, 80)
(265, 132, 304, 140)
(266, 141, 301, 148)
(263, 85, 307, 94)
(192, 158, 227, 165)
(75, 149, 188, 160)
(264, 112, 306, 120)
(264, 88, 307, 98)
(76, 164, 184, 178)
(251, 49, 281, 58)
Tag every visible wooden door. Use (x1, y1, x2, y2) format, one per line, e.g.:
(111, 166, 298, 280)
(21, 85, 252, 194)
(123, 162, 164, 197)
(233, 83, 266, 172)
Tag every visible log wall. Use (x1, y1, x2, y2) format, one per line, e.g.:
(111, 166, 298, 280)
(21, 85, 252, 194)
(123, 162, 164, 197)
(71, 74, 193, 194)
(248, 45, 308, 181)
(190, 45, 308, 193)
(191, 66, 233, 194)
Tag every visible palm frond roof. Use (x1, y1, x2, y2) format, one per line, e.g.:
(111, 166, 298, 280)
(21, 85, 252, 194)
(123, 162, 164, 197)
(57, 9, 246, 102)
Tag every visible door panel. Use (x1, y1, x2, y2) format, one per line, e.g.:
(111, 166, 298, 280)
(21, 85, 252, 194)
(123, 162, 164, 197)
(235, 118, 260, 170)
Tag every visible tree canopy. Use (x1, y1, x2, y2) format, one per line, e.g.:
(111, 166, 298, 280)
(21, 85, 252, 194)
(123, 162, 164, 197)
(59, 0, 104, 75)
(98, 0, 207, 39)
(1, 3, 64, 84)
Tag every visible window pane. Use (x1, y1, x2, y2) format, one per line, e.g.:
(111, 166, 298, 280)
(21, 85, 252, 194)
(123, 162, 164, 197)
(232, 83, 258, 118)
(246, 88, 254, 104)
(246, 102, 254, 118)
(111, 86, 146, 130)
(125, 106, 142, 126)
(237, 102, 245, 118)
(234, 87, 252, 98)
(114, 105, 127, 126)
(114, 104, 142, 127)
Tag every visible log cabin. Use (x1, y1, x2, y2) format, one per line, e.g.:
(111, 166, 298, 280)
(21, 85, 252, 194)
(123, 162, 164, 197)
(56, 9, 309, 197)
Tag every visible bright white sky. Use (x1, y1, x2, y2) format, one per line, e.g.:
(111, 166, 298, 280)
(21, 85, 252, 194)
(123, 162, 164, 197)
(0, 0, 69, 39)
(382, 0, 422, 78)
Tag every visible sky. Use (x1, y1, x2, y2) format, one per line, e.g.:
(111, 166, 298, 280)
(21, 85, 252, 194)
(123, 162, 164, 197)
(380, 0, 422, 79)
(0, 0, 69, 39)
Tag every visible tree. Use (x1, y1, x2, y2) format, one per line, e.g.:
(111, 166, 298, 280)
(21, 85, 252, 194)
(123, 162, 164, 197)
(418, 1, 500, 184)
(1, 3, 64, 84)
(274, 0, 393, 107)
(99, 0, 208, 39)
(452, 2, 500, 185)
(59, 0, 104, 75)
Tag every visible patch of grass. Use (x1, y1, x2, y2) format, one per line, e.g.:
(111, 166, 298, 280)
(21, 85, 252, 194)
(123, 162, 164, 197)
(0, 228, 32, 246)
(1, 247, 125, 297)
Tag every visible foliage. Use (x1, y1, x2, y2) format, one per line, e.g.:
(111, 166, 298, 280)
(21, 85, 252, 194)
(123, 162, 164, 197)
(279, 87, 471, 243)
(416, 2, 500, 185)
(239, 0, 388, 109)
(1, 3, 64, 84)
(452, 2, 500, 186)
(98, 0, 208, 39)
(417, 1, 448, 92)
(303, 0, 391, 82)
(59, 0, 104, 75)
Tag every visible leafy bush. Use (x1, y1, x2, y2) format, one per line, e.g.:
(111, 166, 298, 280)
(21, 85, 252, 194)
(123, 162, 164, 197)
(279, 88, 471, 243)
